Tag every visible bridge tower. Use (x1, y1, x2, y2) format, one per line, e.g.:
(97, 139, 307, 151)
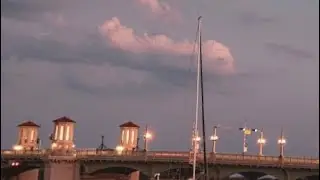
(119, 121, 140, 151)
(13, 121, 40, 151)
(50, 116, 76, 150)
(44, 117, 80, 180)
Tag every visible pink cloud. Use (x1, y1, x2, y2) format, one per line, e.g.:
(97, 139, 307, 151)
(136, 0, 181, 22)
(137, 0, 171, 15)
(99, 17, 235, 74)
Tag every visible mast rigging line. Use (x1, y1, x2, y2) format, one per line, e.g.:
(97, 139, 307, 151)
(183, 19, 201, 151)
(198, 16, 209, 180)
(191, 16, 202, 180)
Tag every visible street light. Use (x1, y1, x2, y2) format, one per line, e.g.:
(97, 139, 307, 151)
(209, 126, 219, 154)
(192, 133, 201, 153)
(12, 145, 23, 151)
(115, 145, 124, 155)
(51, 142, 57, 149)
(239, 123, 258, 153)
(193, 136, 201, 142)
(257, 130, 266, 156)
(277, 128, 286, 158)
(144, 125, 153, 151)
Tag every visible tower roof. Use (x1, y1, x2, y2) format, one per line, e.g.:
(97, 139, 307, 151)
(119, 121, 140, 128)
(17, 121, 40, 128)
(53, 116, 76, 123)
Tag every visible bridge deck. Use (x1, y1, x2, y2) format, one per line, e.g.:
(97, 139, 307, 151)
(1, 149, 319, 169)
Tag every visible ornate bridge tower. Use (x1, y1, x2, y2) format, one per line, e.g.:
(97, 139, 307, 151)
(13, 121, 40, 151)
(50, 116, 76, 151)
(119, 121, 140, 151)
(45, 116, 80, 180)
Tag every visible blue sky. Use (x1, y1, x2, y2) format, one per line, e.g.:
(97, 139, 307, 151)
(1, 0, 319, 157)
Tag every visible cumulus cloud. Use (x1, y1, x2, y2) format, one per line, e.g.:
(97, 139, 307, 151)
(136, 0, 181, 21)
(99, 17, 235, 74)
(137, 0, 171, 15)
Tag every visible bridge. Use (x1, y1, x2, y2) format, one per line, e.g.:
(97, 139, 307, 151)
(1, 118, 319, 180)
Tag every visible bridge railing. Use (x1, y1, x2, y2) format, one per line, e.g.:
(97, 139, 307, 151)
(75, 150, 319, 165)
(283, 156, 319, 165)
(1, 149, 319, 166)
(1, 149, 49, 159)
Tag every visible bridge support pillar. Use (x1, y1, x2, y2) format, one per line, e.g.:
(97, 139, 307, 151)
(44, 157, 80, 180)
(8, 169, 39, 180)
(129, 171, 140, 180)
(19, 169, 39, 180)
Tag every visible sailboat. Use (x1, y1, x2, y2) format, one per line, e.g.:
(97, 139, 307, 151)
(191, 16, 208, 180)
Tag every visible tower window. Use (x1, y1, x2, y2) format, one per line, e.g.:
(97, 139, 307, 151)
(30, 130, 35, 141)
(59, 126, 64, 140)
(54, 126, 58, 140)
(131, 130, 135, 144)
(66, 125, 70, 141)
(121, 130, 125, 144)
(126, 130, 129, 144)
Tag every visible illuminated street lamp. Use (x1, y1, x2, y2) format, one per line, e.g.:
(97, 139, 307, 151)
(144, 125, 153, 151)
(193, 136, 201, 142)
(115, 145, 124, 155)
(239, 123, 258, 153)
(12, 145, 23, 151)
(257, 130, 266, 156)
(209, 126, 219, 154)
(277, 128, 286, 158)
(192, 132, 201, 153)
(51, 142, 57, 149)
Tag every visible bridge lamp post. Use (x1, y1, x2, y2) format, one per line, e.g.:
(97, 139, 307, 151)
(209, 126, 219, 154)
(194, 136, 201, 142)
(143, 125, 153, 151)
(144, 132, 152, 151)
(257, 130, 266, 156)
(115, 145, 124, 155)
(277, 128, 286, 158)
(193, 135, 201, 152)
(12, 145, 23, 151)
(239, 127, 258, 154)
(51, 142, 58, 149)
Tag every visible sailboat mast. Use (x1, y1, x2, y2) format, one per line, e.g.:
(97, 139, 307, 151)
(192, 15, 202, 180)
(199, 16, 209, 180)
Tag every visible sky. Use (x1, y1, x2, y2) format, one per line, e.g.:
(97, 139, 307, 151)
(1, 0, 319, 157)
